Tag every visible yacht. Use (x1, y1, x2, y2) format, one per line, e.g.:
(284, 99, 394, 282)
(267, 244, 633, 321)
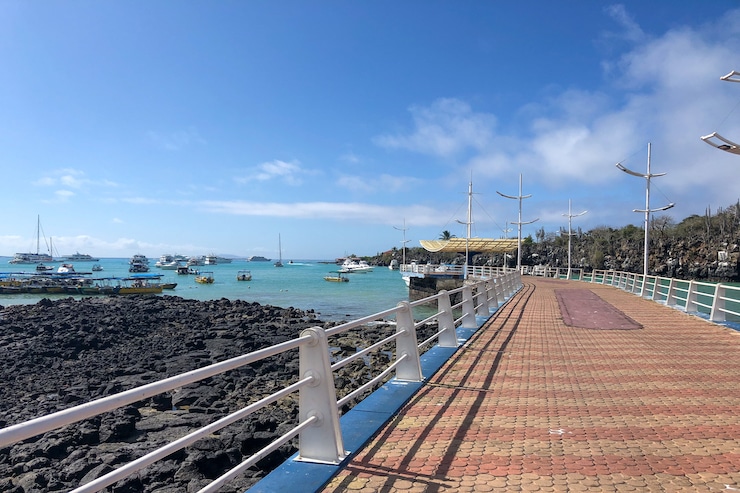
(205, 254, 233, 265)
(61, 252, 99, 262)
(338, 259, 374, 273)
(129, 254, 150, 273)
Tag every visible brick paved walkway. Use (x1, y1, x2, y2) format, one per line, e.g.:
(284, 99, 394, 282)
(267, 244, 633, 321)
(321, 278, 740, 492)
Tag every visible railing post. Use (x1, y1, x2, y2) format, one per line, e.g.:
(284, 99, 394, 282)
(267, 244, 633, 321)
(665, 278, 677, 307)
(395, 301, 423, 381)
(686, 281, 698, 313)
(461, 285, 477, 328)
(710, 284, 726, 322)
(436, 291, 458, 348)
(298, 327, 346, 464)
(489, 278, 501, 309)
(476, 282, 489, 317)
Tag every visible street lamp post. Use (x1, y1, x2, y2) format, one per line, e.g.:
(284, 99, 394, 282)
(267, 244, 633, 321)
(616, 142, 674, 280)
(497, 174, 538, 273)
(701, 70, 740, 154)
(562, 199, 587, 280)
(455, 181, 474, 280)
(393, 219, 409, 270)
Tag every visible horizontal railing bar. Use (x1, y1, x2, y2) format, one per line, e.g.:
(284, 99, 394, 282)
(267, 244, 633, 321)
(71, 375, 315, 493)
(418, 329, 444, 349)
(0, 334, 313, 448)
(199, 415, 319, 493)
(337, 354, 408, 408)
(331, 331, 404, 372)
(325, 306, 400, 337)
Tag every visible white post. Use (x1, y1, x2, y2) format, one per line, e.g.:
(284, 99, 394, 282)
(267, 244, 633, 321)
(436, 291, 458, 348)
(710, 284, 726, 322)
(394, 301, 423, 381)
(461, 285, 477, 328)
(298, 327, 346, 464)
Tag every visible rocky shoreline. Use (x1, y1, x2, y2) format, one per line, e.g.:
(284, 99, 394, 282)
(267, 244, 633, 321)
(0, 295, 423, 492)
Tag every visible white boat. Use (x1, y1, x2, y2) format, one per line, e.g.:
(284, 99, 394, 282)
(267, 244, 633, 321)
(57, 263, 75, 274)
(9, 216, 53, 264)
(248, 256, 271, 262)
(187, 256, 205, 266)
(236, 270, 252, 281)
(61, 252, 99, 262)
(389, 259, 399, 270)
(339, 259, 374, 273)
(204, 254, 233, 265)
(92, 264, 103, 272)
(129, 254, 150, 273)
(155, 254, 181, 269)
(36, 263, 54, 272)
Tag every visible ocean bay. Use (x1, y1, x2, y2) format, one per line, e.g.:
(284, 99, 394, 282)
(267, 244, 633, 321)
(0, 257, 411, 320)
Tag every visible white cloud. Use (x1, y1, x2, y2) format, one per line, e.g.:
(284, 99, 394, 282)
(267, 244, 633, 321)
(373, 98, 496, 158)
(199, 199, 443, 226)
(236, 159, 311, 186)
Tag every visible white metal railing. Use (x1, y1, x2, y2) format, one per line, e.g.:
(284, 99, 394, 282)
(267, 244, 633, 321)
(0, 270, 522, 492)
(514, 265, 740, 325)
(583, 269, 740, 324)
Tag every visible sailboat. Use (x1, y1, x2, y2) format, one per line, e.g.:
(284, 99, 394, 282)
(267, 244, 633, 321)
(9, 215, 53, 264)
(274, 234, 284, 267)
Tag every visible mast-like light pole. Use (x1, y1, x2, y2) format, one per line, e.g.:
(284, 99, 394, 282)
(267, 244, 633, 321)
(561, 199, 587, 279)
(393, 219, 409, 270)
(455, 180, 473, 280)
(616, 142, 674, 278)
(701, 70, 740, 154)
(497, 174, 538, 273)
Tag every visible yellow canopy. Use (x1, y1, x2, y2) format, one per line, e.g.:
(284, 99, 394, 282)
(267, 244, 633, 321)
(419, 238, 519, 253)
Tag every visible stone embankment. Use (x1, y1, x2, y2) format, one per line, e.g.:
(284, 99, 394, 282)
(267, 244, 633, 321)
(0, 295, 413, 492)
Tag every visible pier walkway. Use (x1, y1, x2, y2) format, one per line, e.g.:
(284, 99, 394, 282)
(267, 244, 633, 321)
(320, 277, 740, 492)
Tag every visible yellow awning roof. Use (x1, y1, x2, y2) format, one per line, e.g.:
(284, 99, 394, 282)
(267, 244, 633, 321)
(419, 238, 519, 253)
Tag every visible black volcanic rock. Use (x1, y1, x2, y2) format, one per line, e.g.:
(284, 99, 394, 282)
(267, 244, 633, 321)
(0, 295, 425, 492)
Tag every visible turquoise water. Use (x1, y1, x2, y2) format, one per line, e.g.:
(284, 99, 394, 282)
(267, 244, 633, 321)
(0, 258, 410, 321)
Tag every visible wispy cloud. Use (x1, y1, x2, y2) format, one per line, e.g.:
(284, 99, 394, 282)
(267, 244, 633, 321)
(373, 7, 740, 220)
(147, 127, 206, 151)
(199, 199, 443, 226)
(235, 159, 313, 186)
(33, 168, 118, 189)
(336, 174, 422, 193)
(373, 98, 496, 158)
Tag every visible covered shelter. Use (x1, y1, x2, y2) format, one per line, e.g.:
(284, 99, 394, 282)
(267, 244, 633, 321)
(419, 238, 519, 255)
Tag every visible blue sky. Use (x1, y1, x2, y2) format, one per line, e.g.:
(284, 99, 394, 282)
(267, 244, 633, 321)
(2, 1, 740, 260)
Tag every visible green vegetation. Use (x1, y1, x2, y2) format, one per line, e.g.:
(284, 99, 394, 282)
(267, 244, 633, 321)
(370, 202, 740, 281)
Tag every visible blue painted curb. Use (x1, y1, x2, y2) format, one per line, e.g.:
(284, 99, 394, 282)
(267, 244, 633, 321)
(248, 291, 518, 492)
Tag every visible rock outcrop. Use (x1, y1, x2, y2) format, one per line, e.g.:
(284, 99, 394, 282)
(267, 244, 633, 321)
(0, 295, 422, 492)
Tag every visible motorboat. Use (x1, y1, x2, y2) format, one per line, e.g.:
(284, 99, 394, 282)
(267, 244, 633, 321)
(57, 263, 75, 274)
(156, 254, 185, 269)
(324, 271, 349, 282)
(248, 256, 271, 262)
(339, 259, 374, 273)
(36, 263, 54, 272)
(236, 270, 252, 281)
(195, 271, 214, 284)
(92, 264, 103, 272)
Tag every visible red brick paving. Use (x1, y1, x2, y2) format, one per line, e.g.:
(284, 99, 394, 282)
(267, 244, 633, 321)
(321, 278, 740, 492)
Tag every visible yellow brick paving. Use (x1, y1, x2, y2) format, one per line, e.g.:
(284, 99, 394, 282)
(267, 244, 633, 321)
(321, 278, 740, 492)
